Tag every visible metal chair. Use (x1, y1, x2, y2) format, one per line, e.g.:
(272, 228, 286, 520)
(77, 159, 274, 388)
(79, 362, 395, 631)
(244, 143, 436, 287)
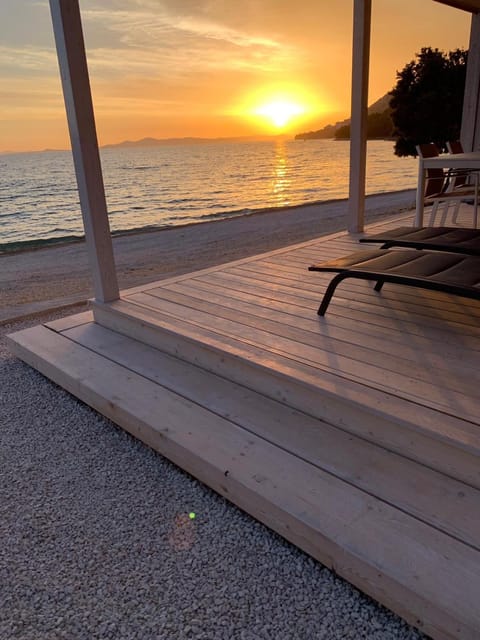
(416, 143, 477, 226)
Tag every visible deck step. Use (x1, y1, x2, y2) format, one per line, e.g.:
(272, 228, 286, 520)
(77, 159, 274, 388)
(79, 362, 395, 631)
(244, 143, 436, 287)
(43, 319, 480, 551)
(92, 298, 480, 489)
(7, 320, 480, 640)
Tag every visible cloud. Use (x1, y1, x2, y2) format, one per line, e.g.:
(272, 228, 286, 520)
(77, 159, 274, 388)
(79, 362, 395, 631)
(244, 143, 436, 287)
(160, 14, 280, 49)
(79, 3, 299, 78)
(0, 0, 300, 116)
(0, 45, 58, 75)
(0, 77, 64, 119)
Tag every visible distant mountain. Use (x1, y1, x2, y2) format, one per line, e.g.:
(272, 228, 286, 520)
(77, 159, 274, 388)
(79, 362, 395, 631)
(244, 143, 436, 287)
(366, 93, 391, 113)
(295, 93, 392, 141)
(2, 134, 292, 156)
(102, 134, 289, 149)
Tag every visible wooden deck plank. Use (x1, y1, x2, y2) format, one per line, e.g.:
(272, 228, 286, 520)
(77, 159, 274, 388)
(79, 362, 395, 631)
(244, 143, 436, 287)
(92, 300, 480, 484)
(140, 286, 479, 394)
(61, 320, 480, 550)
(173, 268, 477, 327)
(191, 260, 480, 326)
(163, 276, 480, 359)
(45, 310, 94, 332)
(7, 323, 480, 640)
(125, 291, 480, 419)
(200, 270, 480, 337)
(161, 280, 480, 374)
(269, 250, 480, 307)
(253, 251, 480, 310)
(228, 263, 480, 327)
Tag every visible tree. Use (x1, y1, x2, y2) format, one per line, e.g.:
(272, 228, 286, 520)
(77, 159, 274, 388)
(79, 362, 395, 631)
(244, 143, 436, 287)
(390, 47, 467, 157)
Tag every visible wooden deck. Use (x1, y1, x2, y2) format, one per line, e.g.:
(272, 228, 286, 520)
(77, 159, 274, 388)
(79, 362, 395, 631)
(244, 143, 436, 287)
(8, 208, 480, 640)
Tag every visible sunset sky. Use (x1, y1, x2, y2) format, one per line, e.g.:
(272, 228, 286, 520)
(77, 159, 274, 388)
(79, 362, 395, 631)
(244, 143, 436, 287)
(0, 0, 472, 152)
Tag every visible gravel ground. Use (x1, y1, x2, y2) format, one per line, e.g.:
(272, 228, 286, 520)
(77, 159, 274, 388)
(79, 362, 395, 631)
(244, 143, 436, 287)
(0, 308, 426, 640)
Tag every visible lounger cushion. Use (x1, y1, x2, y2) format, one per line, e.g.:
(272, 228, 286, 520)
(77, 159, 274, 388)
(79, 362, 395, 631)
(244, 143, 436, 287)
(359, 226, 480, 255)
(310, 249, 480, 288)
(309, 249, 480, 315)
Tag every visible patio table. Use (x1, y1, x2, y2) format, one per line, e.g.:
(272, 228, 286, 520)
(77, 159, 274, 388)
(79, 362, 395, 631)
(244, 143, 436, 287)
(416, 151, 480, 227)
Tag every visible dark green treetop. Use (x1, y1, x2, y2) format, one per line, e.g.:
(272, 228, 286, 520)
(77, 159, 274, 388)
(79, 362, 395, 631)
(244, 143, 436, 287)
(390, 47, 468, 157)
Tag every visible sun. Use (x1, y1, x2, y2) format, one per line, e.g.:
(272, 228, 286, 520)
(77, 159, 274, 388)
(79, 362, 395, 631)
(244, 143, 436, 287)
(253, 100, 305, 129)
(230, 85, 327, 134)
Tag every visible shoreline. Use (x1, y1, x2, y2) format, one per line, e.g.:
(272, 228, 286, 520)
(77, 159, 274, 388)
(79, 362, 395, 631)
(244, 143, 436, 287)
(0, 188, 416, 257)
(0, 189, 415, 323)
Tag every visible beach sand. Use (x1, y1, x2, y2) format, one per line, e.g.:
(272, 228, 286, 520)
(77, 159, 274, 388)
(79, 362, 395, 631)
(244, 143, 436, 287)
(0, 190, 415, 323)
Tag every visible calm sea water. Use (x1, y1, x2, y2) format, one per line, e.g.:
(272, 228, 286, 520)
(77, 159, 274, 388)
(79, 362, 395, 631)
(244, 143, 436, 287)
(0, 139, 417, 253)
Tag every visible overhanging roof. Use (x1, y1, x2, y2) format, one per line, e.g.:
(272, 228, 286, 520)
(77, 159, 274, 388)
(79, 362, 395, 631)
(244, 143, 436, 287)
(433, 0, 480, 12)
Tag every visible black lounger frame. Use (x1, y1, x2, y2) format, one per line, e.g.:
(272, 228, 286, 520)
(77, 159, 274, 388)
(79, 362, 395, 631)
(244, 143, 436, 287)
(308, 249, 480, 315)
(312, 269, 480, 315)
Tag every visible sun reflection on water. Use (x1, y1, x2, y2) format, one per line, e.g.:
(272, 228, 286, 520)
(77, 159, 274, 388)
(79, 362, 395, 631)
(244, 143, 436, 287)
(272, 141, 290, 207)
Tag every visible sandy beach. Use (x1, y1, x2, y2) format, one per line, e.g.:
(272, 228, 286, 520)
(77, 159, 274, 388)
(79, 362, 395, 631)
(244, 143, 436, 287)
(0, 190, 415, 323)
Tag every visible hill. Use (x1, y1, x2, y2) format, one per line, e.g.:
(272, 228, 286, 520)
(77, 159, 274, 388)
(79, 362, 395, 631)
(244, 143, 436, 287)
(295, 93, 392, 141)
(102, 134, 289, 150)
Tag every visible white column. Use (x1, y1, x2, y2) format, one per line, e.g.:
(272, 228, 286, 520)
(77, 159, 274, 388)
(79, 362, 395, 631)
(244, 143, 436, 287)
(49, 0, 119, 302)
(461, 13, 480, 152)
(348, 0, 372, 233)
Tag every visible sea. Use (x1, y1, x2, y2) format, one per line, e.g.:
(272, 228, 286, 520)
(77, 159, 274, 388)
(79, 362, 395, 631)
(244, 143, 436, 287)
(0, 139, 417, 254)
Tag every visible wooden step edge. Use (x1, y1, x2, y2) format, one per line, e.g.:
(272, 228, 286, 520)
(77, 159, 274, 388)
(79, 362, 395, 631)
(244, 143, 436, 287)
(6, 324, 479, 640)
(91, 299, 480, 490)
(62, 319, 480, 551)
(130, 287, 480, 399)
(45, 310, 93, 332)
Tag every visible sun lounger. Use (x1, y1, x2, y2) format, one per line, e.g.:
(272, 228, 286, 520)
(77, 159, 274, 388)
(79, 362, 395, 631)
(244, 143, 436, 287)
(359, 226, 480, 255)
(308, 249, 480, 315)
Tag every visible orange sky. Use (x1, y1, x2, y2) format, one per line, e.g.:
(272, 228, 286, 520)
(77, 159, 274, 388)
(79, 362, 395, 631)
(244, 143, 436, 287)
(0, 0, 472, 152)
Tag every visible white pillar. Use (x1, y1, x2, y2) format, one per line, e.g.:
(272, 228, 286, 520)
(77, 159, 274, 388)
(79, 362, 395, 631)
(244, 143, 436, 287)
(461, 13, 480, 152)
(348, 0, 372, 233)
(49, 0, 119, 302)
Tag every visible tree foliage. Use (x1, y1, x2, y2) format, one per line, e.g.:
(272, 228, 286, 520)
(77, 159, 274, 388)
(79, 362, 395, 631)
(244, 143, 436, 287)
(390, 47, 467, 157)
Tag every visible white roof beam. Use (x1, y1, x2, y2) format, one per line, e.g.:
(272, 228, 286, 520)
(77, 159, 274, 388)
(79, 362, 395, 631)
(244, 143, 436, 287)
(49, 0, 119, 302)
(348, 0, 371, 233)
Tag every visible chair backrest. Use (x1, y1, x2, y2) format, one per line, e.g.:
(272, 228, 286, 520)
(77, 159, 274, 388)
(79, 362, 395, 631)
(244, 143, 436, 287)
(417, 142, 441, 158)
(446, 140, 467, 189)
(447, 140, 463, 154)
(416, 143, 445, 198)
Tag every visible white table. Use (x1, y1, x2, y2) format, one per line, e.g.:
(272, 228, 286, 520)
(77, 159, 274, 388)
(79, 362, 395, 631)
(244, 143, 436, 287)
(416, 151, 480, 226)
